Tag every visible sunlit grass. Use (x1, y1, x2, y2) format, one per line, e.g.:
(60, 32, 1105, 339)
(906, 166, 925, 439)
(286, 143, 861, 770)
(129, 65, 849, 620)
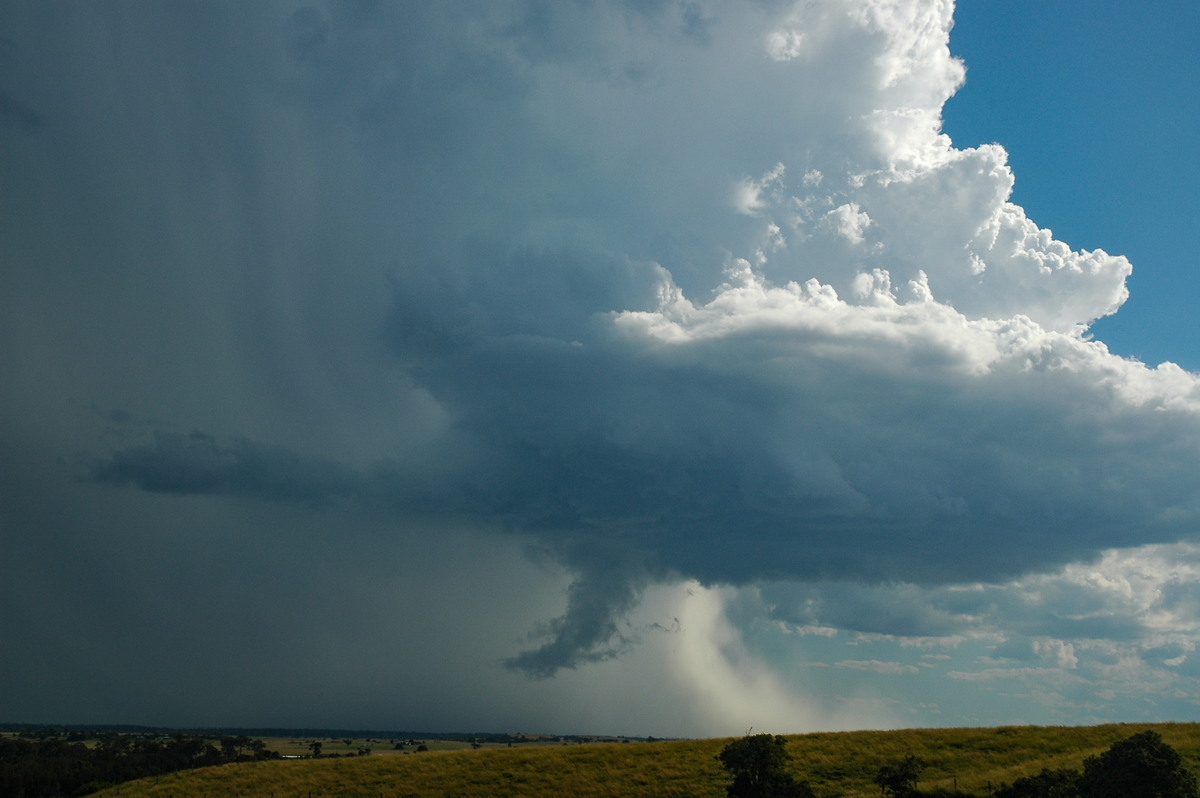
(91, 723, 1200, 798)
(91, 740, 728, 798)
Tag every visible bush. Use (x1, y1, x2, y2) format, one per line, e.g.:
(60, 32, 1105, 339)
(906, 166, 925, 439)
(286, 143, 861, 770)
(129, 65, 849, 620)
(995, 767, 1081, 798)
(875, 754, 925, 797)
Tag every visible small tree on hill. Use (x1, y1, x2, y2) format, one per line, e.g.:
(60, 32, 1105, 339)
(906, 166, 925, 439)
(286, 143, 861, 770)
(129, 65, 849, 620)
(875, 754, 925, 798)
(717, 734, 815, 798)
(1077, 730, 1199, 798)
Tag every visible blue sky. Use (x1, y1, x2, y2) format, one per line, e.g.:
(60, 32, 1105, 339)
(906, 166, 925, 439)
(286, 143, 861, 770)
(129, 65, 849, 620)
(944, 0, 1200, 370)
(3, 1, 1200, 737)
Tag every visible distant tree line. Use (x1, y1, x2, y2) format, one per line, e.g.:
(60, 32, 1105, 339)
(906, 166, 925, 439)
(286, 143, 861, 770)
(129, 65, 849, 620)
(0, 732, 279, 797)
(717, 730, 1199, 798)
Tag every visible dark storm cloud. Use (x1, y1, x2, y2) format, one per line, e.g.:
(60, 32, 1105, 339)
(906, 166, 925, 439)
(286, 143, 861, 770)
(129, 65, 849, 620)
(92, 431, 359, 506)
(90, 270, 1200, 675)
(6, 0, 1200, 727)
(0, 89, 43, 131)
(504, 550, 647, 678)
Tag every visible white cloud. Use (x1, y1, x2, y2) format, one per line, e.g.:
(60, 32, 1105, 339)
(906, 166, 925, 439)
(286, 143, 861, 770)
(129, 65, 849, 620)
(836, 660, 920, 674)
(1033, 639, 1079, 670)
(734, 164, 787, 216)
(825, 202, 872, 244)
(746, 542, 1200, 723)
(765, 28, 807, 62)
(946, 667, 1069, 683)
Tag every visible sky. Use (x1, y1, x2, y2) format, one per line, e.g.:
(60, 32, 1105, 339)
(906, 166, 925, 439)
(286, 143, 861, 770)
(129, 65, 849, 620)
(943, 0, 1200, 373)
(2, 0, 1200, 738)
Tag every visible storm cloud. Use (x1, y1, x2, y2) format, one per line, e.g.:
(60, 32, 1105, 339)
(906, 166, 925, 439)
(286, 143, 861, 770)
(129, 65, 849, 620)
(4, 0, 1200, 733)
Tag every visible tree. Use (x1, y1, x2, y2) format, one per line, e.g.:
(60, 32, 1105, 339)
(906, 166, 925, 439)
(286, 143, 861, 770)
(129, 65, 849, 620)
(996, 768, 1081, 798)
(716, 734, 816, 798)
(874, 754, 925, 798)
(249, 738, 270, 759)
(1077, 730, 1199, 798)
(308, 740, 322, 758)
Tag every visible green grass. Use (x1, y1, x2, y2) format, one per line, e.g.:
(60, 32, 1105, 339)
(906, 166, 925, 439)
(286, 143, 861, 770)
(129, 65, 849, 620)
(90, 722, 1200, 798)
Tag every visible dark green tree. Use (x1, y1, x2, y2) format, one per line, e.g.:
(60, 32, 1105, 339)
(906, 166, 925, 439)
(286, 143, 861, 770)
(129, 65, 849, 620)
(874, 753, 925, 798)
(1077, 730, 1199, 798)
(996, 767, 1081, 798)
(716, 734, 815, 798)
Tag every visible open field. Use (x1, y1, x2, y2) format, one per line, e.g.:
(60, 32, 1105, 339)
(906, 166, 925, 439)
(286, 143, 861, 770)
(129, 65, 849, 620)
(250, 732, 636, 757)
(90, 722, 1200, 798)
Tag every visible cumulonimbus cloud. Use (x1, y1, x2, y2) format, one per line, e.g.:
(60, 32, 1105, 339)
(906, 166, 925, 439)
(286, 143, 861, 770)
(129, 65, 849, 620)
(80, 0, 1200, 677)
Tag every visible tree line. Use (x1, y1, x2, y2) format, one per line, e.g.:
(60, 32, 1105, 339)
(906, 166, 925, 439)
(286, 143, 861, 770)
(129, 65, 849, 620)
(0, 732, 279, 797)
(718, 729, 1200, 798)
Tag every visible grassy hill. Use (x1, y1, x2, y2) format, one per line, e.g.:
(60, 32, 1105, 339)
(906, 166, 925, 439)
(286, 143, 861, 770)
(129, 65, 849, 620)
(91, 722, 1200, 798)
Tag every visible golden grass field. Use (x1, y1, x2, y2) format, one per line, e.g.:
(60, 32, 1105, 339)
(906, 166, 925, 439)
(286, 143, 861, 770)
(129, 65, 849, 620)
(90, 722, 1200, 798)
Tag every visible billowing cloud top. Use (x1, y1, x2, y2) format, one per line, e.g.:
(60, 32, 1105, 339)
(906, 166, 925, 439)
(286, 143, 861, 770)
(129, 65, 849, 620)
(3, 0, 1199, 729)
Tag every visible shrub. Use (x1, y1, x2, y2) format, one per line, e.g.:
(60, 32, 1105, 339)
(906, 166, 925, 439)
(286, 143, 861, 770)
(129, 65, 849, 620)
(874, 754, 925, 797)
(995, 767, 1081, 798)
